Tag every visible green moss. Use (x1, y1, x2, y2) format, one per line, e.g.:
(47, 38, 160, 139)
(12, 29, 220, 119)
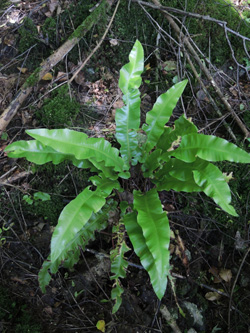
(63, 0, 108, 64)
(18, 18, 42, 69)
(22, 194, 64, 226)
(42, 17, 57, 46)
(36, 85, 81, 127)
(69, 0, 108, 40)
(159, 0, 250, 64)
(0, 0, 10, 11)
(18, 16, 59, 70)
(24, 67, 41, 88)
(61, 0, 94, 35)
(108, 0, 157, 67)
(19, 18, 38, 53)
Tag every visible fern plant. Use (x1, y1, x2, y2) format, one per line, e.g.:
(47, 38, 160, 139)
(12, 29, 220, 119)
(5, 40, 250, 312)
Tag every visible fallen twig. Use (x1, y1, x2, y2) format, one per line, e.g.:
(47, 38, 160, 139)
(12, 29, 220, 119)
(0, 0, 114, 135)
(184, 49, 237, 142)
(149, 0, 250, 138)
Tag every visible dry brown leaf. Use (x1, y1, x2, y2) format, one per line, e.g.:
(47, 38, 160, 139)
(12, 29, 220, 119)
(56, 5, 62, 15)
(51, 287, 57, 294)
(169, 244, 175, 254)
(205, 291, 221, 301)
(49, 0, 59, 14)
(56, 71, 67, 82)
(43, 306, 53, 315)
(44, 11, 52, 18)
(74, 71, 85, 86)
(164, 204, 175, 212)
(170, 229, 175, 239)
(113, 100, 123, 109)
(4, 34, 16, 46)
(42, 72, 53, 81)
(172, 233, 189, 269)
(54, 301, 62, 308)
(208, 266, 222, 283)
(219, 268, 232, 283)
(17, 67, 28, 74)
(35, 222, 46, 232)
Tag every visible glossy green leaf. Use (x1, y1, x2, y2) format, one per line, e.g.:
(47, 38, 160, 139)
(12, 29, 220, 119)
(157, 115, 197, 151)
(155, 127, 173, 151)
(172, 133, 250, 163)
(153, 159, 202, 192)
(133, 189, 170, 298)
(193, 163, 238, 216)
(116, 40, 144, 164)
(4, 139, 120, 179)
(143, 80, 188, 151)
(118, 39, 144, 94)
(5, 140, 88, 166)
(62, 201, 114, 266)
(142, 149, 163, 177)
(25, 128, 128, 175)
(169, 158, 207, 181)
(124, 211, 170, 299)
(51, 179, 116, 262)
(38, 204, 112, 292)
(88, 158, 118, 180)
(89, 174, 121, 194)
(155, 174, 202, 193)
(116, 102, 141, 164)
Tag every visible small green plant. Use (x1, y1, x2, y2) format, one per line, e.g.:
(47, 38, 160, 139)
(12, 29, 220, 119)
(5, 41, 250, 313)
(23, 191, 51, 206)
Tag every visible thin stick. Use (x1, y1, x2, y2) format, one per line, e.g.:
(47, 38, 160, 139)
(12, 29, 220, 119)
(150, 0, 250, 138)
(0, 0, 113, 135)
(183, 48, 237, 142)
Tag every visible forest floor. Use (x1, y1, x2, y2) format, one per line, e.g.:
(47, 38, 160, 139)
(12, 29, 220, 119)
(0, 0, 250, 332)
